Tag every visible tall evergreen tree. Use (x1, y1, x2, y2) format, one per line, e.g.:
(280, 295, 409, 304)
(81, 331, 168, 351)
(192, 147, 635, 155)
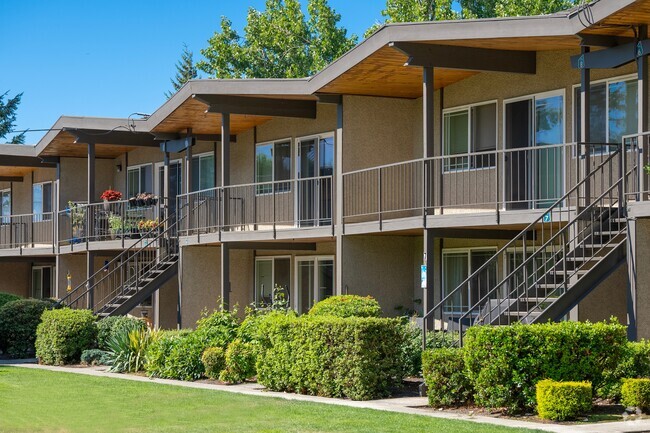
(198, 0, 357, 79)
(0, 91, 25, 144)
(166, 43, 198, 99)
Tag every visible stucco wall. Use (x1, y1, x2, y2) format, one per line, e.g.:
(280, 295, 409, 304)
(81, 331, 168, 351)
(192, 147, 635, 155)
(0, 262, 32, 297)
(59, 157, 114, 206)
(577, 262, 627, 324)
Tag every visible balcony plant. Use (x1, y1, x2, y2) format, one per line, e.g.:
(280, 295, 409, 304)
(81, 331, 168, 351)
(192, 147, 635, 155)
(137, 218, 160, 237)
(100, 189, 123, 211)
(108, 214, 123, 240)
(68, 202, 86, 243)
(129, 193, 158, 208)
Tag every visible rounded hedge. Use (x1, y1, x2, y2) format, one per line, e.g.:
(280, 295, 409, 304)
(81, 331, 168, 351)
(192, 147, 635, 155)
(202, 346, 226, 380)
(0, 293, 21, 309)
(35, 308, 97, 365)
(422, 348, 473, 407)
(308, 295, 382, 318)
(621, 379, 650, 412)
(536, 380, 592, 421)
(219, 339, 257, 384)
(0, 298, 54, 358)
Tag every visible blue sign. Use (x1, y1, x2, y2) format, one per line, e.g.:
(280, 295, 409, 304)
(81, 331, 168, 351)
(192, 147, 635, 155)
(421, 265, 427, 289)
(543, 213, 551, 223)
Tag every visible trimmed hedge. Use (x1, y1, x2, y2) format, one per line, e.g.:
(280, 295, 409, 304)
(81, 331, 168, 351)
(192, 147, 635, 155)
(621, 379, 650, 411)
(0, 293, 20, 309)
(536, 380, 592, 421)
(422, 348, 472, 407)
(202, 347, 226, 380)
(0, 299, 54, 358)
(145, 330, 192, 378)
(96, 316, 147, 351)
(35, 309, 97, 365)
(256, 314, 405, 400)
(308, 295, 382, 318)
(463, 320, 627, 412)
(219, 339, 257, 384)
(600, 340, 650, 400)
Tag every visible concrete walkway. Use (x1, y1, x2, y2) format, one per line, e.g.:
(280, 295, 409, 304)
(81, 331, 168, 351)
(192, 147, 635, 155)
(3, 361, 650, 433)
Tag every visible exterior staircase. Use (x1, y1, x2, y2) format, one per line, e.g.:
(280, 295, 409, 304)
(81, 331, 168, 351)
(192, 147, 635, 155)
(58, 212, 181, 317)
(423, 145, 631, 347)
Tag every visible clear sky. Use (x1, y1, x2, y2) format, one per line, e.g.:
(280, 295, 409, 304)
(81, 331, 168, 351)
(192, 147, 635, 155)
(0, 0, 386, 144)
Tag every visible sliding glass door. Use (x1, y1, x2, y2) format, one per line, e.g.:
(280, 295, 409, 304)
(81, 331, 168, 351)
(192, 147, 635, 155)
(296, 135, 334, 227)
(296, 257, 334, 314)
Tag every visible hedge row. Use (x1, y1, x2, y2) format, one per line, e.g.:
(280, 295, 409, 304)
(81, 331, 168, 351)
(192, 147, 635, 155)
(0, 299, 55, 358)
(35, 309, 97, 365)
(256, 314, 405, 400)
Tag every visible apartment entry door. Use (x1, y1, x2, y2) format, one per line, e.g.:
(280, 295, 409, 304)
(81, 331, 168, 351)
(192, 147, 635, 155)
(32, 265, 53, 299)
(296, 256, 334, 314)
(296, 135, 334, 227)
(504, 92, 564, 210)
(155, 161, 182, 219)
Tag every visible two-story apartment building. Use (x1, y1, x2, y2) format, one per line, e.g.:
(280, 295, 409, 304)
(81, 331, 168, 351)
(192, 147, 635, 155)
(3, 0, 650, 341)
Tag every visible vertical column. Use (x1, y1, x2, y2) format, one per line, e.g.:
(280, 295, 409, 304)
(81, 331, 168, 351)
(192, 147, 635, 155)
(422, 66, 435, 325)
(163, 151, 170, 223)
(87, 251, 95, 311)
(87, 142, 96, 205)
(55, 162, 61, 295)
(627, 218, 638, 340)
(639, 26, 649, 137)
(335, 100, 344, 294)
(185, 130, 193, 196)
(580, 46, 591, 208)
(221, 113, 231, 309)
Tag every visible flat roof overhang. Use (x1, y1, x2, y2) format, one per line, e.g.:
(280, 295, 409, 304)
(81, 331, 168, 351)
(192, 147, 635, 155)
(0, 146, 57, 180)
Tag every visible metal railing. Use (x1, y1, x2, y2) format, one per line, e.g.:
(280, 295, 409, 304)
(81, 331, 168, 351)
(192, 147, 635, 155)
(422, 143, 627, 347)
(177, 175, 334, 239)
(0, 212, 55, 251)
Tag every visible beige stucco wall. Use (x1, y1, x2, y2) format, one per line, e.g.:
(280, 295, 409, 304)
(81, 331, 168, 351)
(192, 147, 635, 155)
(577, 262, 627, 324)
(59, 157, 114, 206)
(635, 218, 650, 339)
(0, 262, 32, 297)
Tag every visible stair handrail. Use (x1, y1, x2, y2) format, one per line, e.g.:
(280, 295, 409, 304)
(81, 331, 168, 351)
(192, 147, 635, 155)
(57, 210, 181, 309)
(422, 144, 623, 346)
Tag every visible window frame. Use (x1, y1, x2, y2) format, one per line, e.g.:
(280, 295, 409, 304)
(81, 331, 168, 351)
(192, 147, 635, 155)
(442, 100, 498, 173)
(191, 152, 216, 193)
(255, 138, 292, 195)
(294, 132, 335, 179)
(254, 255, 292, 307)
(293, 255, 335, 313)
(126, 163, 154, 198)
(571, 73, 638, 153)
(441, 247, 498, 314)
(0, 188, 10, 224)
(32, 181, 53, 221)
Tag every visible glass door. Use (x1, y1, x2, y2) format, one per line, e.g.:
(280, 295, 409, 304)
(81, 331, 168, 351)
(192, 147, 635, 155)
(31, 266, 53, 299)
(296, 135, 334, 227)
(295, 257, 334, 314)
(534, 94, 564, 208)
(155, 161, 182, 219)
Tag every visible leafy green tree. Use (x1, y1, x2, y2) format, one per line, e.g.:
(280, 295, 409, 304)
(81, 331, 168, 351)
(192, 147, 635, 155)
(0, 91, 25, 144)
(462, 0, 579, 18)
(198, 0, 357, 79)
(166, 43, 198, 99)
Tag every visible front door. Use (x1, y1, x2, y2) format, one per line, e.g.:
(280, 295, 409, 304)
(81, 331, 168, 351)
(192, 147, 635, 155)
(31, 266, 53, 299)
(296, 135, 334, 227)
(155, 161, 182, 220)
(296, 257, 334, 314)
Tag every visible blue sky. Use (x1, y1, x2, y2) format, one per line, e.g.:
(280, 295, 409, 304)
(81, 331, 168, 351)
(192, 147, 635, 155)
(0, 0, 386, 144)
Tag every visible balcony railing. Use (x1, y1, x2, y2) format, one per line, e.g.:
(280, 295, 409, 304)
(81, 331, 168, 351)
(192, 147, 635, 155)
(342, 142, 594, 226)
(0, 212, 55, 251)
(177, 176, 333, 238)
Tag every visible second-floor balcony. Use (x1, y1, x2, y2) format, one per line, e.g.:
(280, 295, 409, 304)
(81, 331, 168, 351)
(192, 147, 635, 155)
(0, 212, 55, 255)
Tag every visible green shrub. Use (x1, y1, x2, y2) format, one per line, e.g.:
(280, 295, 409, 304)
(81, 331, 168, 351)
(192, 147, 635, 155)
(219, 339, 257, 384)
(96, 316, 147, 351)
(536, 380, 592, 421)
(161, 331, 209, 381)
(422, 348, 472, 407)
(600, 341, 650, 400)
(35, 309, 97, 365)
(81, 349, 111, 366)
(463, 320, 626, 412)
(145, 330, 191, 378)
(308, 295, 382, 318)
(195, 307, 239, 347)
(399, 322, 458, 377)
(202, 347, 226, 380)
(256, 314, 405, 400)
(0, 293, 20, 309)
(621, 379, 650, 411)
(238, 309, 296, 344)
(106, 329, 158, 373)
(0, 299, 54, 358)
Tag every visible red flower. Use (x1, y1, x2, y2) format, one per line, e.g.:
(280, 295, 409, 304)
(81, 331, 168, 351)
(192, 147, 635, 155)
(100, 189, 123, 201)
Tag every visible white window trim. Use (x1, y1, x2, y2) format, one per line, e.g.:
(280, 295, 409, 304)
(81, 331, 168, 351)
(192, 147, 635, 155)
(254, 255, 292, 306)
(190, 152, 215, 192)
(293, 255, 335, 313)
(127, 163, 154, 196)
(442, 100, 498, 173)
(570, 73, 638, 150)
(31, 265, 54, 299)
(441, 247, 498, 314)
(294, 132, 335, 179)
(32, 181, 53, 217)
(255, 137, 292, 196)
(0, 188, 10, 217)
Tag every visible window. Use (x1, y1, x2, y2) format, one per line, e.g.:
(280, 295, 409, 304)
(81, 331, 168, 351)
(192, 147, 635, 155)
(442, 248, 497, 313)
(191, 153, 215, 192)
(33, 182, 52, 221)
(255, 140, 291, 194)
(127, 164, 153, 198)
(32, 266, 53, 299)
(443, 102, 497, 171)
(1, 189, 10, 224)
(255, 257, 291, 306)
(574, 76, 638, 152)
(296, 256, 334, 314)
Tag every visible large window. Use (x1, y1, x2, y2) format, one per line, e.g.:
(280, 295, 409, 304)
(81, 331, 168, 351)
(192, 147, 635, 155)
(255, 140, 291, 194)
(574, 76, 638, 151)
(33, 182, 52, 221)
(443, 102, 497, 171)
(127, 164, 153, 198)
(191, 153, 215, 192)
(442, 248, 497, 313)
(1, 189, 10, 224)
(255, 257, 291, 306)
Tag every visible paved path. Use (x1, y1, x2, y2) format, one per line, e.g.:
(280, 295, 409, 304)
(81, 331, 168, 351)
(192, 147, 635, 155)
(3, 361, 650, 433)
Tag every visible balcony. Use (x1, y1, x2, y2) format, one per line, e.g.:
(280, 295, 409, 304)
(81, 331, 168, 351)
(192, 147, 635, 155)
(0, 213, 55, 255)
(177, 175, 334, 243)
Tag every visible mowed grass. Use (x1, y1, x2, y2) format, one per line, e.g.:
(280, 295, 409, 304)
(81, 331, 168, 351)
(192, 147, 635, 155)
(0, 366, 543, 433)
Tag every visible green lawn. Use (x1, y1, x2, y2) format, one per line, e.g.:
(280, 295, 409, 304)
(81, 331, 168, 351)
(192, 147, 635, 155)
(0, 366, 543, 433)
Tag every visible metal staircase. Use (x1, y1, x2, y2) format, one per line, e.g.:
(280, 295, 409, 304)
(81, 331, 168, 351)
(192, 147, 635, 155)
(58, 212, 181, 317)
(423, 144, 631, 347)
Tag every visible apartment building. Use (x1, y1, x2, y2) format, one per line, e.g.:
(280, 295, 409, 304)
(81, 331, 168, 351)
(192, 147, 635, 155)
(2, 0, 649, 340)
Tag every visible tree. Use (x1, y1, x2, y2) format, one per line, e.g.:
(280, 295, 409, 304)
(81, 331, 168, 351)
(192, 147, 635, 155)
(0, 91, 25, 144)
(198, 0, 357, 79)
(462, 0, 579, 18)
(166, 43, 198, 99)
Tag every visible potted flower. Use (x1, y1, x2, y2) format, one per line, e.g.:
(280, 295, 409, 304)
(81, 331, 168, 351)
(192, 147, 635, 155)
(68, 201, 87, 242)
(100, 188, 122, 211)
(137, 218, 160, 237)
(108, 214, 123, 240)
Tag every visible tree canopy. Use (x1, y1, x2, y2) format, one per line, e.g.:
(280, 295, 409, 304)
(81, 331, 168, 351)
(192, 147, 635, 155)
(197, 0, 357, 79)
(166, 43, 198, 99)
(0, 92, 25, 144)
